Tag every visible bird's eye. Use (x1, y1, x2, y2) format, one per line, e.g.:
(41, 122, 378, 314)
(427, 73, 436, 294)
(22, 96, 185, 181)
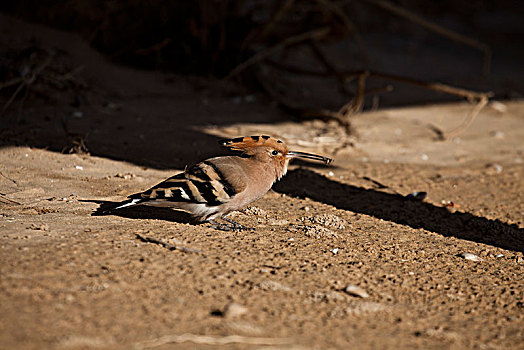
(271, 150, 279, 156)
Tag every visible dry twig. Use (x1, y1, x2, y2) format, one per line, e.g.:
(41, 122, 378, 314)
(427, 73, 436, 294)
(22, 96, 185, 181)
(315, 0, 366, 54)
(226, 27, 330, 79)
(259, 0, 296, 40)
(0, 194, 22, 205)
(0, 170, 18, 186)
(1, 54, 54, 116)
(135, 233, 201, 253)
(262, 61, 491, 137)
(443, 95, 489, 139)
(134, 333, 291, 349)
(0, 77, 24, 91)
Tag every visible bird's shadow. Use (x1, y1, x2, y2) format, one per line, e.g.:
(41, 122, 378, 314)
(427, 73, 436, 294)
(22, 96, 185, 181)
(83, 168, 523, 253)
(82, 200, 194, 224)
(273, 168, 523, 253)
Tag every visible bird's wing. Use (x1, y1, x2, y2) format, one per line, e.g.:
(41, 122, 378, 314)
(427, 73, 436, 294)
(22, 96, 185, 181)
(132, 159, 246, 206)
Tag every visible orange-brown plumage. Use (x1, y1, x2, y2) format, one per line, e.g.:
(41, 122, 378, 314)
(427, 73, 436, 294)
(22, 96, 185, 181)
(108, 135, 332, 230)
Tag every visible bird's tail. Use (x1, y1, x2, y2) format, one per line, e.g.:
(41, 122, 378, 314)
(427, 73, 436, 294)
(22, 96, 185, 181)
(112, 198, 143, 210)
(93, 198, 143, 215)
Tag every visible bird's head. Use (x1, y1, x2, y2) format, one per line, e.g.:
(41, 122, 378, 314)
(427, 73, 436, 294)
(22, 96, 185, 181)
(219, 135, 332, 180)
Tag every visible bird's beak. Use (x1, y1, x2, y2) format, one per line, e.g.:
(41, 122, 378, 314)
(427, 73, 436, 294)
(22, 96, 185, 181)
(286, 151, 333, 164)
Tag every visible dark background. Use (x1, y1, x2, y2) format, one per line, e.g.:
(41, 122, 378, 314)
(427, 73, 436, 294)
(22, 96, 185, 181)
(1, 0, 523, 90)
(0, 0, 523, 168)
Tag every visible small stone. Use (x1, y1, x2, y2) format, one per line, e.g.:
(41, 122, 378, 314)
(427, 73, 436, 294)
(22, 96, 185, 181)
(114, 172, 135, 180)
(489, 101, 507, 113)
(242, 206, 267, 216)
(343, 285, 369, 298)
(223, 302, 248, 319)
(491, 164, 503, 173)
(28, 223, 50, 231)
(268, 219, 289, 226)
(258, 280, 291, 292)
(490, 131, 505, 139)
(457, 253, 483, 262)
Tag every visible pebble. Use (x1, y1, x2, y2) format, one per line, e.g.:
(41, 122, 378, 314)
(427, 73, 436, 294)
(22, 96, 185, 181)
(330, 248, 339, 255)
(491, 164, 503, 173)
(223, 302, 248, 319)
(489, 101, 507, 113)
(490, 131, 505, 139)
(28, 223, 50, 231)
(343, 285, 369, 298)
(74, 165, 83, 170)
(114, 173, 134, 180)
(457, 253, 483, 262)
(258, 280, 291, 292)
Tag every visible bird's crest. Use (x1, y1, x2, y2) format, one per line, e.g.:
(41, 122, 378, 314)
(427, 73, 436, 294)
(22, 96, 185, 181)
(219, 135, 288, 153)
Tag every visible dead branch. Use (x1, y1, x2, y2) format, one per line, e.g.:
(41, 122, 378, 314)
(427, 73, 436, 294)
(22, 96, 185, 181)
(226, 27, 331, 79)
(0, 193, 21, 205)
(259, 0, 296, 40)
(443, 95, 489, 139)
(1, 54, 54, 116)
(265, 62, 492, 101)
(361, 0, 491, 75)
(350, 71, 368, 114)
(254, 65, 355, 134)
(262, 61, 491, 137)
(314, 0, 366, 54)
(134, 333, 291, 349)
(0, 77, 24, 91)
(135, 38, 172, 55)
(0, 170, 18, 186)
(364, 85, 394, 95)
(56, 65, 86, 82)
(367, 71, 493, 101)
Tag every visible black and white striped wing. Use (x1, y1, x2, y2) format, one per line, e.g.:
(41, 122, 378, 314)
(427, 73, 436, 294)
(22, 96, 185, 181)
(134, 160, 242, 206)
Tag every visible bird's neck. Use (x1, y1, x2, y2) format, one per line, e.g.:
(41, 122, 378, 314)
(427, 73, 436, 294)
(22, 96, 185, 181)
(245, 157, 288, 184)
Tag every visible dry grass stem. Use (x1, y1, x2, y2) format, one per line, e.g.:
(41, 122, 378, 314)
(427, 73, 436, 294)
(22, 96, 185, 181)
(227, 27, 331, 79)
(134, 333, 291, 349)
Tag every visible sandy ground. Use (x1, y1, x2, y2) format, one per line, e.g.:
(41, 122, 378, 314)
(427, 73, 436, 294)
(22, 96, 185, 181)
(1, 15, 523, 350)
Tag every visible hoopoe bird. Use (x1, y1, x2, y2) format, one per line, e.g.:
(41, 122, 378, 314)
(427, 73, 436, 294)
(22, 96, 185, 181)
(106, 135, 332, 230)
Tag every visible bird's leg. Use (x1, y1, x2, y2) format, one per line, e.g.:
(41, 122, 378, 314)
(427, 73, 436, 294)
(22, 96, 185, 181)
(222, 216, 254, 231)
(208, 217, 254, 232)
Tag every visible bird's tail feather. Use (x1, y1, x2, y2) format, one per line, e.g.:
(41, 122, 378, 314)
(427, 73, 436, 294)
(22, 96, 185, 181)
(93, 198, 143, 215)
(111, 198, 143, 210)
